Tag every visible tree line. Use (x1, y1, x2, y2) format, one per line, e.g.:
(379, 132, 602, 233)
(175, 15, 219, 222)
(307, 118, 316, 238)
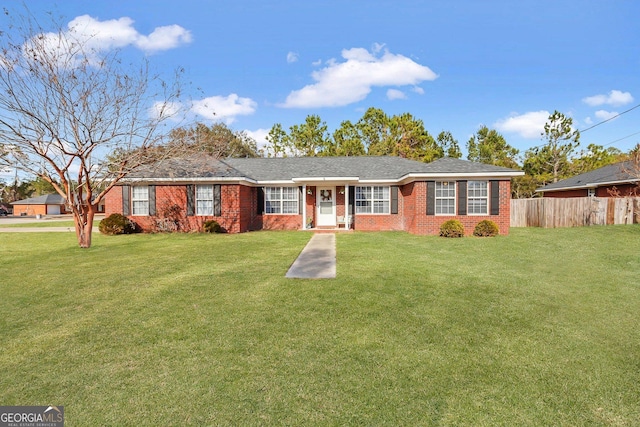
(163, 108, 634, 198)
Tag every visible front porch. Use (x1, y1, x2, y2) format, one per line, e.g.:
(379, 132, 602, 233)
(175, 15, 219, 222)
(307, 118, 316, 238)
(299, 183, 354, 232)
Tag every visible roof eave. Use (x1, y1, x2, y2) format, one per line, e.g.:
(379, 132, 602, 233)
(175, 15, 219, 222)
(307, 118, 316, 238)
(536, 178, 639, 193)
(120, 176, 257, 184)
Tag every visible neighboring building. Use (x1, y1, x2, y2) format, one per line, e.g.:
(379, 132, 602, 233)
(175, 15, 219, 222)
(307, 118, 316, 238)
(11, 193, 69, 216)
(9, 193, 106, 216)
(537, 161, 639, 198)
(104, 156, 524, 235)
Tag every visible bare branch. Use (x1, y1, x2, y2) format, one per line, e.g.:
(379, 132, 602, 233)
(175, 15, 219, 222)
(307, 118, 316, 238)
(0, 7, 183, 247)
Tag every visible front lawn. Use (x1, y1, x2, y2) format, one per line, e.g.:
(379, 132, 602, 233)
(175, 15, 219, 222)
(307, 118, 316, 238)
(1, 227, 639, 425)
(0, 220, 77, 228)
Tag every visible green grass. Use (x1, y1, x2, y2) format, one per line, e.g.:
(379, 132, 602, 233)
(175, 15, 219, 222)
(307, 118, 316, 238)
(1, 227, 639, 426)
(1, 220, 77, 228)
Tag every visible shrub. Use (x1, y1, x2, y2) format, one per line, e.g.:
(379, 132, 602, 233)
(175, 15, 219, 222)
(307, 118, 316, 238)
(473, 220, 499, 237)
(99, 213, 136, 235)
(203, 220, 223, 233)
(439, 219, 465, 238)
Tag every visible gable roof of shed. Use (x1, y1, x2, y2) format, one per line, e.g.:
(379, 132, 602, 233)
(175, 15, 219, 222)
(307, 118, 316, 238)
(537, 161, 639, 193)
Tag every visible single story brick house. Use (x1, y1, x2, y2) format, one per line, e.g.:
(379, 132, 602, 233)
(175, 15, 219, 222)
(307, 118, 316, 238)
(537, 161, 639, 198)
(11, 193, 69, 216)
(104, 156, 523, 235)
(10, 193, 105, 216)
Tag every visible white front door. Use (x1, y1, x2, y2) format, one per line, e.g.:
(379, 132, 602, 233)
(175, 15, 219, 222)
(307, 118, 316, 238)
(316, 187, 336, 226)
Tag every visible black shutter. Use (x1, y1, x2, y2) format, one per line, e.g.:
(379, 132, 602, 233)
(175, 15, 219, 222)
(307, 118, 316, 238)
(186, 185, 195, 216)
(257, 187, 264, 215)
(426, 181, 435, 215)
(490, 180, 500, 215)
(214, 185, 222, 216)
(348, 186, 355, 216)
(148, 185, 156, 216)
(390, 186, 399, 214)
(299, 186, 303, 214)
(122, 185, 130, 216)
(457, 181, 467, 216)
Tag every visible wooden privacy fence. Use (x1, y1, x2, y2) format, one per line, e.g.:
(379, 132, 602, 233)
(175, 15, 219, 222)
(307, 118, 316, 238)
(511, 197, 640, 228)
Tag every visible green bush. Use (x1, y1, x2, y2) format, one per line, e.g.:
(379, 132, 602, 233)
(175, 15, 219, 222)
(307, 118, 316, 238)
(99, 213, 136, 235)
(203, 220, 223, 233)
(439, 219, 465, 238)
(473, 220, 499, 237)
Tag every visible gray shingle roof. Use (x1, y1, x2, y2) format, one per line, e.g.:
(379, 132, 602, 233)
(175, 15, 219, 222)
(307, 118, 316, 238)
(225, 156, 521, 181)
(537, 161, 638, 192)
(123, 155, 523, 183)
(11, 193, 66, 205)
(125, 155, 245, 179)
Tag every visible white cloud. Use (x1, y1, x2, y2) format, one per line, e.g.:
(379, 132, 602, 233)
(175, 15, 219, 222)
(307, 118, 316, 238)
(312, 59, 322, 66)
(386, 89, 406, 100)
(32, 15, 192, 62)
(280, 46, 438, 108)
(412, 86, 425, 95)
(494, 111, 550, 139)
(135, 24, 193, 53)
(594, 110, 618, 121)
(191, 94, 257, 124)
(582, 90, 633, 107)
(149, 100, 183, 120)
(287, 52, 299, 63)
(245, 128, 270, 152)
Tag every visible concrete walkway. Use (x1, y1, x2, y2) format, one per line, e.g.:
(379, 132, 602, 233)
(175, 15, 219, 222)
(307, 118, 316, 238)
(286, 233, 336, 279)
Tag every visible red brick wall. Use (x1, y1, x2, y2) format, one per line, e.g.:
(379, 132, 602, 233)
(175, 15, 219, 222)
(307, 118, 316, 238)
(105, 184, 253, 233)
(12, 204, 46, 216)
(543, 184, 639, 198)
(543, 189, 587, 198)
(352, 185, 405, 231)
(262, 214, 301, 230)
(399, 180, 512, 236)
(104, 180, 514, 235)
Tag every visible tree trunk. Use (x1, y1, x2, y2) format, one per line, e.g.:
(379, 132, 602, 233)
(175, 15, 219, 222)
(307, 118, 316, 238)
(73, 204, 96, 248)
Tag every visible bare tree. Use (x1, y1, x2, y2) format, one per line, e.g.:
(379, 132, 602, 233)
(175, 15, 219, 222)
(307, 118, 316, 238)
(0, 9, 182, 247)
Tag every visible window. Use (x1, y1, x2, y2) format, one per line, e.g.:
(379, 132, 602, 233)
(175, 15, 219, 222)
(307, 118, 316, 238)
(196, 185, 214, 215)
(355, 186, 390, 214)
(467, 181, 488, 214)
(131, 185, 149, 215)
(435, 181, 456, 215)
(265, 187, 298, 214)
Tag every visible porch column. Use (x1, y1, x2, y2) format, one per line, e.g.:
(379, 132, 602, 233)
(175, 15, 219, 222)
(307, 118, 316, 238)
(301, 184, 307, 230)
(345, 185, 350, 229)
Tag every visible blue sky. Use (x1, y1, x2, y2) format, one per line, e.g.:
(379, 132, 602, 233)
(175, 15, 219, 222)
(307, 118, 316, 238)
(4, 0, 640, 158)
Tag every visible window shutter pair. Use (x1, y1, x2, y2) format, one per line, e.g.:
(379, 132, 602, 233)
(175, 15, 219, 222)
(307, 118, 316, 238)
(425, 180, 500, 215)
(186, 184, 221, 216)
(122, 185, 156, 216)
